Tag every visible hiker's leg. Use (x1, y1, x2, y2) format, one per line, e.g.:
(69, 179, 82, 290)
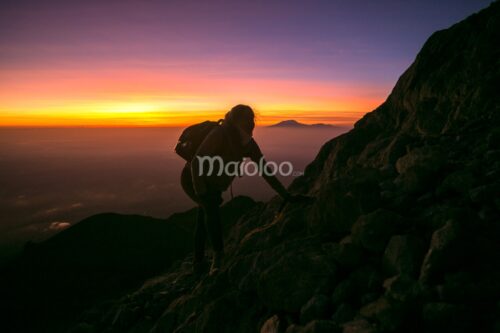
(203, 200, 224, 275)
(181, 164, 208, 275)
(199, 192, 224, 275)
(194, 206, 207, 263)
(202, 199, 224, 254)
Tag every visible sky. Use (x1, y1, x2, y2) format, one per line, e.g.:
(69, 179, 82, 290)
(0, 0, 493, 126)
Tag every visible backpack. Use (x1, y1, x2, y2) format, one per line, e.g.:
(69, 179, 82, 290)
(174, 120, 223, 161)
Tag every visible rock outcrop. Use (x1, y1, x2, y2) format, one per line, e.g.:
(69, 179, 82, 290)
(3, 2, 500, 333)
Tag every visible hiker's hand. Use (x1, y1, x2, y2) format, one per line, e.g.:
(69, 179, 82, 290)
(287, 194, 315, 204)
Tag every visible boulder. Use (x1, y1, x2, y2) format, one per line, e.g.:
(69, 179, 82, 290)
(110, 304, 141, 329)
(286, 320, 340, 333)
(478, 204, 498, 221)
(383, 275, 421, 302)
(382, 235, 426, 277)
(419, 219, 465, 283)
(308, 171, 382, 236)
(381, 133, 414, 166)
(331, 279, 357, 306)
(285, 324, 302, 333)
(394, 145, 447, 193)
(151, 311, 176, 333)
(300, 294, 332, 324)
(258, 249, 337, 312)
(351, 209, 407, 252)
(359, 296, 410, 332)
(359, 292, 379, 306)
(151, 294, 198, 333)
(331, 303, 355, 325)
(349, 265, 384, 295)
(420, 205, 471, 232)
(436, 169, 476, 197)
(304, 320, 340, 333)
(350, 179, 382, 215)
(195, 293, 251, 333)
(395, 146, 442, 174)
(322, 237, 363, 269)
(341, 319, 377, 333)
(261, 315, 281, 333)
(310, 183, 362, 235)
(469, 183, 500, 203)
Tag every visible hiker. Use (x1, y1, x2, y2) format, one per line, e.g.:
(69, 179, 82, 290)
(179, 104, 304, 276)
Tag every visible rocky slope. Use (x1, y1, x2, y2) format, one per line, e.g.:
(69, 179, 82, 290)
(4, 2, 500, 333)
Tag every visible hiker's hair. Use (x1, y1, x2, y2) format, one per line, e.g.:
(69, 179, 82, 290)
(224, 104, 254, 125)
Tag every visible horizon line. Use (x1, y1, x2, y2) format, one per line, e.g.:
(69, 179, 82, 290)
(0, 122, 356, 129)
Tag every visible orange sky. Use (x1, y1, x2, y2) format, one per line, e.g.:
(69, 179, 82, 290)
(0, 0, 422, 128)
(0, 67, 385, 127)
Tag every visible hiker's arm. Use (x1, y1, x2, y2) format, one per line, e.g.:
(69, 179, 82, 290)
(261, 169, 316, 204)
(190, 129, 223, 196)
(247, 140, 290, 199)
(260, 165, 316, 204)
(260, 163, 290, 199)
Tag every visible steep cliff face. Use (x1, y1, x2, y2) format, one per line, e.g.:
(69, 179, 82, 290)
(7, 3, 500, 333)
(293, 0, 499, 193)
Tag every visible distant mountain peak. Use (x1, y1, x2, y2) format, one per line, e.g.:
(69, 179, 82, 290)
(268, 119, 335, 128)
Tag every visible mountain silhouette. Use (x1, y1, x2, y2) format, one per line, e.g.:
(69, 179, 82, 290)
(269, 119, 336, 128)
(0, 197, 256, 333)
(2, 2, 500, 333)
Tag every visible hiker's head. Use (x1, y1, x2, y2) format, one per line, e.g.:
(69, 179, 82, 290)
(225, 104, 255, 138)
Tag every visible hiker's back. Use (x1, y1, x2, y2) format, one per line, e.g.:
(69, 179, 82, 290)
(175, 120, 221, 162)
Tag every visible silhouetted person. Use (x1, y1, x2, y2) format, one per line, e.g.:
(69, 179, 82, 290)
(181, 104, 300, 276)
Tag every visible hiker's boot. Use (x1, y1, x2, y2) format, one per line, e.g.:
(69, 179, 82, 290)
(209, 251, 224, 276)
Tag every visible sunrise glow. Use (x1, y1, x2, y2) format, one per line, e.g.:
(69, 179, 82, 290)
(1, 1, 414, 128)
(0, 67, 384, 127)
(2, 0, 476, 127)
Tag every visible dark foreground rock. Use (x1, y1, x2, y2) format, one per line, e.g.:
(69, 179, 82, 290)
(0, 197, 257, 333)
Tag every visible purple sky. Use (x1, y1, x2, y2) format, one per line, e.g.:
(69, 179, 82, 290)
(0, 0, 493, 126)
